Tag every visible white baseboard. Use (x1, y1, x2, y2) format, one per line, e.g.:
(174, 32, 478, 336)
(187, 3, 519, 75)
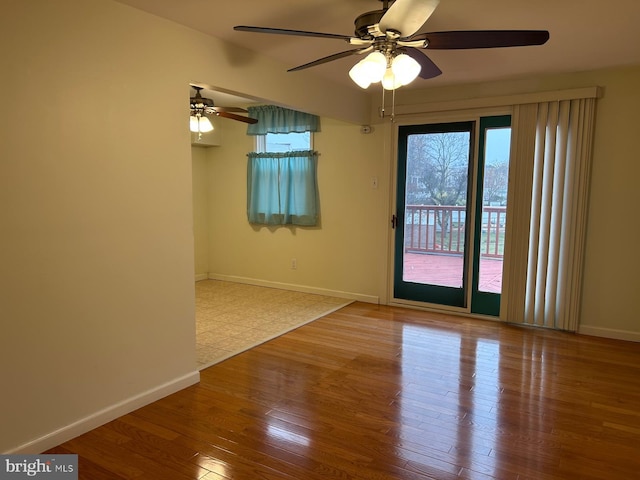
(194, 273, 208, 282)
(208, 273, 379, 304)
(578, 325, 640, 343)
(7, 370, 200, 454)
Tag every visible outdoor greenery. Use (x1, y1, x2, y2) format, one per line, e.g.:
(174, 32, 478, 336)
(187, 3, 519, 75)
(406, 132, 470, 206)
(482, 162, 509, 206)
(402, 126, 510, 260)
(406, 131, 510, 207)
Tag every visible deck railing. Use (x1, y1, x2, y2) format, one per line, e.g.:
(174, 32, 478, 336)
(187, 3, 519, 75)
(404, 205, 506, 258)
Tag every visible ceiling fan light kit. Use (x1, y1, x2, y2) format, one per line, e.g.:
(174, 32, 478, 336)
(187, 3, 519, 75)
(349, 50, 421, 90)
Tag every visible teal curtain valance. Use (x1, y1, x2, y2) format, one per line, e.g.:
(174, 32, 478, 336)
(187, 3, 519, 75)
(247, 105, 319, 135)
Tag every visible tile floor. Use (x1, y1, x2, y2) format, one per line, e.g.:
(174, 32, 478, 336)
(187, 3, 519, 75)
(195, 279, 353, 369)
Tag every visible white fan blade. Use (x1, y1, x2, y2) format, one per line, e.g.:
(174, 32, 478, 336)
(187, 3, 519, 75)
(350, 38, 375, 46)
(379, 0, 440, 37)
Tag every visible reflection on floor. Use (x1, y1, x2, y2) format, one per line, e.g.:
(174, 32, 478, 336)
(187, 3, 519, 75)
(195, 280, 353, 369)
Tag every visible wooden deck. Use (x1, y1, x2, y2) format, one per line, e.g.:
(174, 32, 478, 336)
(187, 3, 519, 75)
(46, 302, 640, 479)
(403, 252, 504, 293)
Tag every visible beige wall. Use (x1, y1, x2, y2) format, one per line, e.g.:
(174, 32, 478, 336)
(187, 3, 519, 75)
(577, 67, 640, 338)
(202, 116, 387, 301)
(192, 147, 211, 278)
(0, 0, 197, 453)
(196, 66, 640, 340)
(0, 0, 368, 453)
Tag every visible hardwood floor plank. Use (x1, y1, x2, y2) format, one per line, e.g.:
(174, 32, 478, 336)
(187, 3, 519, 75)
(45, 445, 127, 480)
(46, 302, 640, 479)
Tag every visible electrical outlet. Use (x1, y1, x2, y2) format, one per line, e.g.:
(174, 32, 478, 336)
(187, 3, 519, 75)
(291, 258, 297, 270)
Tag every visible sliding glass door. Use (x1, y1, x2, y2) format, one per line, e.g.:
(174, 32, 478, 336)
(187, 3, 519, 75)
(394, 116, 511, 315)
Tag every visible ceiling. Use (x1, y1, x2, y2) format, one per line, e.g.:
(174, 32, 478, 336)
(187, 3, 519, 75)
(117, 0, 640, 105)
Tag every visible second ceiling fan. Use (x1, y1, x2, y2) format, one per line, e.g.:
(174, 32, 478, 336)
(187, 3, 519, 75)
(190, 86, 257, 133)
(234, 0, 549, 90)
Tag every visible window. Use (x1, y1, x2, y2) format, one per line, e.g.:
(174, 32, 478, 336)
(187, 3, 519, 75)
(246, 106, 319, 226)
(257, 132, 312, 153)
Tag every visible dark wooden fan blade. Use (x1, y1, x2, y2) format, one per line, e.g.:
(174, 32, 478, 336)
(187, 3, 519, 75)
(213, 106, 248, 113)
(216, 111, 258, 124)
(288, 48, 369, 72)
(234, 25, 352, 41)
(398, 47, 442, 79)
(411, 30, 550, 49)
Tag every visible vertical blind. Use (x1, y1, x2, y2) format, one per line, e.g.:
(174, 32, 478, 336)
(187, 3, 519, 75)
(502, 97, 596, 331)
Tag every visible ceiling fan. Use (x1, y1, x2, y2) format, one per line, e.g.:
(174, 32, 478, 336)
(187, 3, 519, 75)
(234, 0, 549, 90)
(189, 87, 257, 132)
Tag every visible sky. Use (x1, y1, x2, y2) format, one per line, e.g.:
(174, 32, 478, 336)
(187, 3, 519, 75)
(484, 127, 511, 165)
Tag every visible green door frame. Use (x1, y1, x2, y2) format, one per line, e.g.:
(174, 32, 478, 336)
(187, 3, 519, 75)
(470, 115, 512, 316)
(394, 121, 475, 308)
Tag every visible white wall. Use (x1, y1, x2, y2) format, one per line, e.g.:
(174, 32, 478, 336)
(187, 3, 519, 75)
(0, 0, 369, 453)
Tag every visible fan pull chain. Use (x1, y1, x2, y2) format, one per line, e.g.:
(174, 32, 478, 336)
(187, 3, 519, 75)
(379, 85, 396, 123)
(391, 87, 396, 122)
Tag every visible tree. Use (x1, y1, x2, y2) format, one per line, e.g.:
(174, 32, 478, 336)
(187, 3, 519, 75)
(482, 161, 509, 205)
(406, 132, 471, 234)
(406, 132, 470, 206)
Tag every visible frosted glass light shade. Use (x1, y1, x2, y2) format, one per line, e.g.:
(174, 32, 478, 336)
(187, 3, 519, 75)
(348, 51, 387, 88)
(189, 115, 213, 133)
(348, 62, 371, 89)
(360, 51, 387, 82)
(198, 116, 214, 133)
(382, 67, 402, 90)
(391, 54, 421, 86)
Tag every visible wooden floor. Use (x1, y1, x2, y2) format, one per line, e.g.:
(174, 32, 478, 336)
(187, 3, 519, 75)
(47, 302, 640, 479)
